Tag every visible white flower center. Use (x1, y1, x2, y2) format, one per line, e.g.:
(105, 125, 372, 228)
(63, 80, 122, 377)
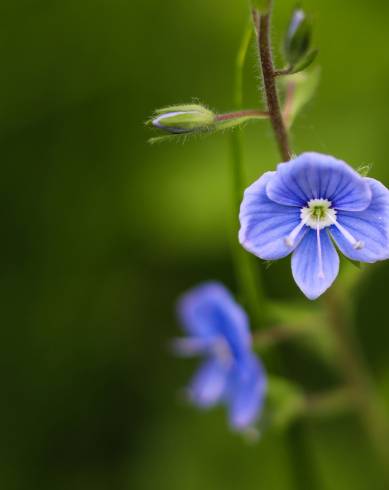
(284, 198, 364, 280)
(300, 198, 337, 230)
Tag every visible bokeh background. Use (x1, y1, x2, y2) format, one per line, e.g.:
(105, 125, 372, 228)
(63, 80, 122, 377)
(3, 0, 389, 488)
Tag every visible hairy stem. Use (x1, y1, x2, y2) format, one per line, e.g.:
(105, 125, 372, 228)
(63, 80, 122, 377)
(216, 109, 268, 121)
(253, 8, 291, 161)
(229, 20, 268, 326)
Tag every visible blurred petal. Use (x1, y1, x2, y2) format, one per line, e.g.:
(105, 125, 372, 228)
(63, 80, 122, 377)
(292, 229, 339, 299)
(239, 172, 306, 260)
(176, 282, 251, 360)
(189, 360, 227, 408)
(266, 152, 372, 211)
(227, 356, 267, 430)
(330, 178, 389, 263)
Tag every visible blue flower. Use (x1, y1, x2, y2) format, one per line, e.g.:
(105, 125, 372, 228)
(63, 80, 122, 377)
(239, 152, 389, 299)
(174, 282, 267, 431)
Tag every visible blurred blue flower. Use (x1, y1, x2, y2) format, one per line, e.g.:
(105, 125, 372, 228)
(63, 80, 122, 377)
(239, 152, 389, 299)
(174, 282, 267, 431)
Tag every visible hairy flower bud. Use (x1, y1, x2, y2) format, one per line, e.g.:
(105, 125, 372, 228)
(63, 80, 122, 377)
(149, 104, 215, 134)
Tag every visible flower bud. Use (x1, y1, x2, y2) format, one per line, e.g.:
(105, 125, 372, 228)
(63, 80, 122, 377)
(149, 104, 215, 134)
(284, 9, 311, 66)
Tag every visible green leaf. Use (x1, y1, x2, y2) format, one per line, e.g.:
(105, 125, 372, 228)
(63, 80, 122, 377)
(280, 65, 320, 128)
(289, 49, 318, 75)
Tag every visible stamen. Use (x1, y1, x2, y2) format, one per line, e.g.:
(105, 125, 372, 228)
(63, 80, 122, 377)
(327, 215, 364, 250)
(285, 214, 310, 247)
(316, 217, 325, 279)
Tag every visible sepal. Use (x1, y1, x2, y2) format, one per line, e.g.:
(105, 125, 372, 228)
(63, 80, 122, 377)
(288, 49, 318, 75)
(147, 104, 216, 135)
(284, 9, 311, 65)
(282, 8, 317, 75)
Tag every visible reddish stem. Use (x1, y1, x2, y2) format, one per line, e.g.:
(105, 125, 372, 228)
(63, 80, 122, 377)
(215, 109, 268, 121)
(254, 9, 291, 161)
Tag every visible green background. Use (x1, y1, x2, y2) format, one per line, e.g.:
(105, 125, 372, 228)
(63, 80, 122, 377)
(3, 0, 389, 488)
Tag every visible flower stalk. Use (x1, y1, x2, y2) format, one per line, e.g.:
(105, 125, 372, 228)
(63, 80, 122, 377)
(215, 109, 268, 121)
(253, 6, 291, 161)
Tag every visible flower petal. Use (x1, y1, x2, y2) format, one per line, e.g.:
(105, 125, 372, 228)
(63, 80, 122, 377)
(266, 152, 372, 211)
(239, 171, 306, 260)
(292, 229, 339, 299)
(330, 178, 389, 263)
(176, 282, 251, 359)
(226, 356, 267, 430)
(189, 359, 227, 408)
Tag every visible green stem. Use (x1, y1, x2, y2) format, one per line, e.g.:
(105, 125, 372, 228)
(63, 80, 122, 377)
(229, 20, 268, 326)
(286, 421, 319, 490)
(235, 21, 252, 109)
